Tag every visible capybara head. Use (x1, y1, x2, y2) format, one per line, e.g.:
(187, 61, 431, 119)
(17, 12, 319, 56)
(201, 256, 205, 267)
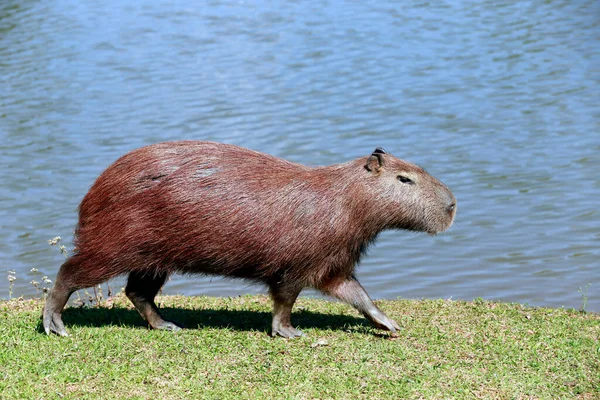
(363, 148, 456, 235)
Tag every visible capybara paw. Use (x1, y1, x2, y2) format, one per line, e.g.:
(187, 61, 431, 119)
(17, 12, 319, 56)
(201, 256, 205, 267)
(272, 325, 304, 339)
(371, 314, 400, 333)
(152, 320, 182, 332)
(44, 314, 69, 337)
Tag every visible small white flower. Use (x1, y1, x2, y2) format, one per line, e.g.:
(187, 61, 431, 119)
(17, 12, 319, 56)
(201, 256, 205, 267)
(48, 236, 62, 245)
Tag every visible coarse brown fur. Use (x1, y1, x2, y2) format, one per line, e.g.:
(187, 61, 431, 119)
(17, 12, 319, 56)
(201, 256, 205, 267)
(43, 141, 456, 337)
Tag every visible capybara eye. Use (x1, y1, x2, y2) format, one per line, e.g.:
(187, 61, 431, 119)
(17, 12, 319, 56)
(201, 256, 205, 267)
(397, 175, 414, 184)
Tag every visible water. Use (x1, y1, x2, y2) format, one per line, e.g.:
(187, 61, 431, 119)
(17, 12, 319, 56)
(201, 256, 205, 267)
(1, 0, 598, 312)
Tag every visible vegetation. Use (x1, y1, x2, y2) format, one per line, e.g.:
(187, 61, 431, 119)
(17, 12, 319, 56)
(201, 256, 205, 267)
(1, 294, 598, 399)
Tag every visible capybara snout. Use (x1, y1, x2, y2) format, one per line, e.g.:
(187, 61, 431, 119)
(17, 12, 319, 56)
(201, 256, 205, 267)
(43, 141, 455, 338)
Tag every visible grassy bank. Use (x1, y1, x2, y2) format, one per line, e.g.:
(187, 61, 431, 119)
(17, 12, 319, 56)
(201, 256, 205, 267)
(1, 295, 598, 399)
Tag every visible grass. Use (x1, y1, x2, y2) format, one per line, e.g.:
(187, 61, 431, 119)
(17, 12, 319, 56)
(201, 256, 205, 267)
(1, 294, 598, 399)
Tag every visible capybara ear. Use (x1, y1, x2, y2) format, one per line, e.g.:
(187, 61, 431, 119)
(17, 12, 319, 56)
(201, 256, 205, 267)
(365, 148, 386, 173)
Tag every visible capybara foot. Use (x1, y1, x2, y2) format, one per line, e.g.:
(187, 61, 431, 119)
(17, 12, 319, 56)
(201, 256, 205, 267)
(272, 324, 304, 339)
(43, 310, 69, 337)
(369, 312, 400, 333)
(151, 320, 182, 332)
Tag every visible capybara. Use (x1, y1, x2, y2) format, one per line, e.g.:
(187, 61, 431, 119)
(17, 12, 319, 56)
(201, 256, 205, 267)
(43, 141, 456, 338)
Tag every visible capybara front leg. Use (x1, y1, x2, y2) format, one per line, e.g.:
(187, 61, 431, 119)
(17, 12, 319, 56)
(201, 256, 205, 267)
(125, 271, 181, 331)
(319, 276, 400, 333)
(269, 282, 303, 338)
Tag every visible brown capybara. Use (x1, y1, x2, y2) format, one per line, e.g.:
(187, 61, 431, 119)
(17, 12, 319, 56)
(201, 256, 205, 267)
(43, 141, 456, 338)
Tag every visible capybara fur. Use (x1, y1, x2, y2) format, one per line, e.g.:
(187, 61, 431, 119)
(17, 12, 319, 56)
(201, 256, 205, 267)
(43, 141, 456, 337)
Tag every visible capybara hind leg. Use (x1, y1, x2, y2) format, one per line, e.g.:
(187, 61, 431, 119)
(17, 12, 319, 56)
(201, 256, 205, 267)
(42, 256, 90, 336)
(269, 283, 303, 338)
(125, 271, 180, 331)
(43, 282, 73, 336)
(319, 276, 400, 333)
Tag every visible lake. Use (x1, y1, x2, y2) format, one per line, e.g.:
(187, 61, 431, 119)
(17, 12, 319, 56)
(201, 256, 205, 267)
(1, 0, 598, 312)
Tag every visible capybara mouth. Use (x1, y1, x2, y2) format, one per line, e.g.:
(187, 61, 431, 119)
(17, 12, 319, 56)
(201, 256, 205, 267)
(428, 217, 455, 236)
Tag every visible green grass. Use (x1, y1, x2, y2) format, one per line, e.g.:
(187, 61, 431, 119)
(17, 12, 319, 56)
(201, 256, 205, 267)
(1, 295, 598, 399)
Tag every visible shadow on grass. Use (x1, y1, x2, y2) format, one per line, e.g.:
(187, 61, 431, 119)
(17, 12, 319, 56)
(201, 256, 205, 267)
(37, 306, 371, 335)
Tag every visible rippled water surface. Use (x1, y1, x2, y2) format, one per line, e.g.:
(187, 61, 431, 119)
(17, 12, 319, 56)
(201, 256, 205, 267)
(1, 0, 598, 311)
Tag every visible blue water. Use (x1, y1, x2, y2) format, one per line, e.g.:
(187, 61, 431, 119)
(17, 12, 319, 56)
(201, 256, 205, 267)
(1, 0, 599, 311)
